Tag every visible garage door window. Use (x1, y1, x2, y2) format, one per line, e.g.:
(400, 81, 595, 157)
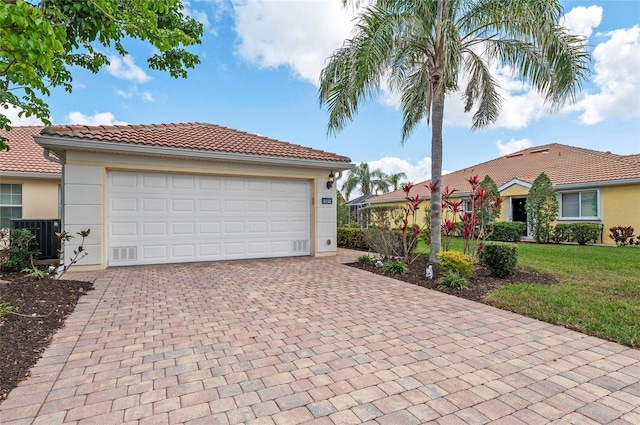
(0, 184, 22, 228)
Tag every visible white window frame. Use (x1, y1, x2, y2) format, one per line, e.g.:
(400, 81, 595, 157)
(0, 183, 23, 228)
(558, 189, 601, 221)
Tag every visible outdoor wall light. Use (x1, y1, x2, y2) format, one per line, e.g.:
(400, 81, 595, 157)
(327, 171, 335, 189)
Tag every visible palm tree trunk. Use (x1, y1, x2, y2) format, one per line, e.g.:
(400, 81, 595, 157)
(429, 91, 445, 262)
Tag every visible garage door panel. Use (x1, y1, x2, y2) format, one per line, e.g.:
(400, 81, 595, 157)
(172, 222, 195, 235)
(143, 198, 167, 212)
(143, 175, 167, 188)
(249, 221, 268, 233)
(143, 222, 167, 236)
(111, 197, 137, 212)
(200, 221, 221, 234)
(172, 199, 195, 212)
(111, 173, 138, 188)
(199, 199, 220, 213)
(172, 176, 195, 189)
(108, 172, 310, 266)
(172, 244, 195, 258)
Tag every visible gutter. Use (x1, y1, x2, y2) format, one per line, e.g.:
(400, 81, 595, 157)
(0, 171, 61, 179)
(40, 148, 66, 232)
(34, 134, 354, 171)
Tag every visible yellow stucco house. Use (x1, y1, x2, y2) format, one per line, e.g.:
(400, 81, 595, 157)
(0, 126, 61, 228)
(369, 144, 640, 245)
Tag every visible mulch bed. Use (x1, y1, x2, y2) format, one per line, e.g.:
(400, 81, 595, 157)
(349, 254, 559, 303)
(0, 273, 93, 403)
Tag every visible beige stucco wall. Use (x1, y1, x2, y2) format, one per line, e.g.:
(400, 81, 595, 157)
(0, 177, 60, 219)
(62, 150, 345, 270)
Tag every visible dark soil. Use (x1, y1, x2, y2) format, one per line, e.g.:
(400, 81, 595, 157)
(0, 272, 93, 403)
(350, 255, 559, 303)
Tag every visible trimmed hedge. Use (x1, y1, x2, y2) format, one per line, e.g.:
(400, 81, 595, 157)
(550, 223, 602, 245)
(480, 242, 518, 278)
(488, 222, 526, 242)
(437, 250, 476, 278)
(337, 227, 368, 250)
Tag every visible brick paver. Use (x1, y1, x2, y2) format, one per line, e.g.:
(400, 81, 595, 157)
(1, 249, 638, 424)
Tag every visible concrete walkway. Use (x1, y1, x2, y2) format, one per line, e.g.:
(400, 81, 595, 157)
(1, 250, 638, 424)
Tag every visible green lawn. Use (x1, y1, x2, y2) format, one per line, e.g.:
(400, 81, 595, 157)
(416, 239, 640, 348)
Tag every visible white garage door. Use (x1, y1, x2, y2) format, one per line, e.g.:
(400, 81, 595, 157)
(107, 171, 311, 266)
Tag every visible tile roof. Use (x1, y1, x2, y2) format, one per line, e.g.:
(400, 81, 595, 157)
(0, 126, 61, 175)
(40, 122, 351, 163)
(371, 143, 640, 203)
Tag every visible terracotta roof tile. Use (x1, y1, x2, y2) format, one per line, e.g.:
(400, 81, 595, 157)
(0, 126, 61, 175)
(371, 143, 640, 203)
(41, 122, 351, 163)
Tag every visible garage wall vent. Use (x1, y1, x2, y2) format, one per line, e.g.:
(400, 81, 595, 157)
(291, 240, 309, 253)
(111, 246, 137, 261)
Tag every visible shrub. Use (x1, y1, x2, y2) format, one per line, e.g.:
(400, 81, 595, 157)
(356, 254, 373, 265)
(2, 228, 40, 272)
(550, 223, 571, 244)
(488, 222, 526, 242)
(437, 250, 476, 278)
(383, 259, 408, 274)
(608, 226, 638, 246)
(480, 242, 518, 278)
(439, 272, 469, 290)
(525, 172, 558, 243)
(337, 227, 368, 250)
(570, 223, 601, 245)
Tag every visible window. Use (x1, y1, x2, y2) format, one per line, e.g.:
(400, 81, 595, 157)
(0, 184, 22, 228)
(560, 190, 599, 219)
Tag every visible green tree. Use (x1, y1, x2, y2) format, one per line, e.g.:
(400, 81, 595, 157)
(318, 0, 589, 262)
(386, 171, 408, 191)
(0, 0, 203, 149)
(478, 174, 501, 224)
(341, 162, 389, 200)
(336, 190, 350, 226)
(525, 172, 558, 243)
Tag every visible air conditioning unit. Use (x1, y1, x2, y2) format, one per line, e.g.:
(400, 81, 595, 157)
(10, 219, 62, 260)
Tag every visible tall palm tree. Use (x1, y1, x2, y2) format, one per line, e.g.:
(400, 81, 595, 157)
(319, 0, 589, 262)
(387, 172, 408, 191)
(342, 162, 390, 200)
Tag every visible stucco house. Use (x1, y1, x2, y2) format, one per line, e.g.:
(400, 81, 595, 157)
(0, 126, 61, 229)
(369, 143, 640, 245)
(33, 122, 353, 270)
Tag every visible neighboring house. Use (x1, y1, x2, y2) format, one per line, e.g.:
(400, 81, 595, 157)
(369, 143, 640, 245)
(34, 122, 353, 270)
(346, 194, 375, 226)
(0, 126, 61, 228)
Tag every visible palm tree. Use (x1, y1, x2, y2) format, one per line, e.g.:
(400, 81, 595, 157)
(342, 162, 390, 200)
(319, 0, 589, 262)
(387, 172, 408, 191)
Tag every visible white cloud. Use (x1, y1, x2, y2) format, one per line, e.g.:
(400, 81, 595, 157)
(66, 112, 129, 126)
(570, 25, 640, 125)
(367, 156, 432, 184)
(183, 1, 215, 35)
(561, 6, 603, 39)
(2, 104, 44, 126)
(232, 0, 357, 85)
(106, 55, 151, 83)
(496, 138, 533, 156)
(116, 86, 155, 102)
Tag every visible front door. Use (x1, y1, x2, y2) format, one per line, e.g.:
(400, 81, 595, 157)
(512, 197, 527, 223)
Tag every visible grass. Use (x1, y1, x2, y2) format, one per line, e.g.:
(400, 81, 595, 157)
(416, 239, 640, 348)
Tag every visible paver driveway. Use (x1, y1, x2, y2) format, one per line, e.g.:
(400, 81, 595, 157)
(1, 251, 639, 425)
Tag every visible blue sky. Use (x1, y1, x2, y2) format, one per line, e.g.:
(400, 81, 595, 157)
(8, 0, 640, 192)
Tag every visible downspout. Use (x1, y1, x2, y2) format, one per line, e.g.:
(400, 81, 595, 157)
(43, 149, 65, 228)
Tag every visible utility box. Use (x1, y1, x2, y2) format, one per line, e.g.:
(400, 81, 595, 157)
(10, 219, 61, 260)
